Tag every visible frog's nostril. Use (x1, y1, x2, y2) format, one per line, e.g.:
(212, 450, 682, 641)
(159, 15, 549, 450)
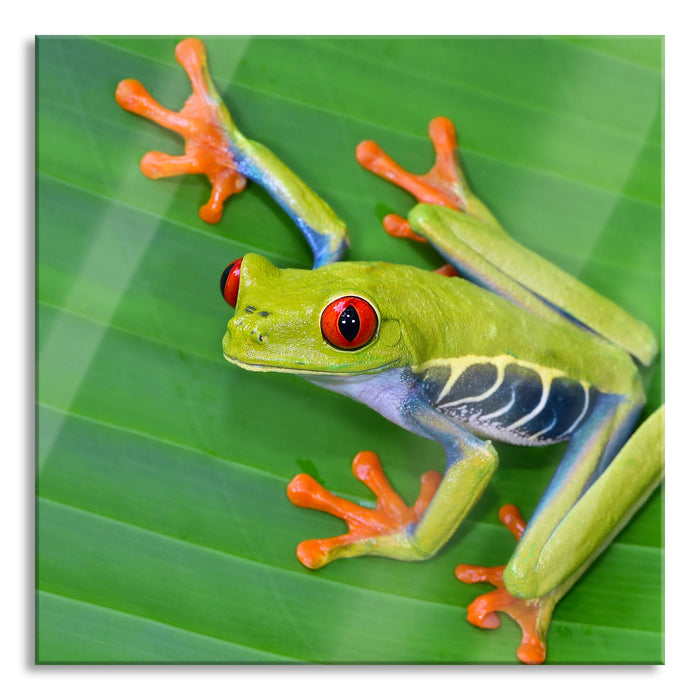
(226, 314, 268, 345)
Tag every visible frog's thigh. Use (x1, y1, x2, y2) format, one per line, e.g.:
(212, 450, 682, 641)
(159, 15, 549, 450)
(504, 404, 664, 600)
(409, 205, 657, 366)
(408, 205, 562, 324)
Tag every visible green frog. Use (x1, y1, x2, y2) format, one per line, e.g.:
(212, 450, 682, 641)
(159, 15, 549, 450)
(116, 38, 663, 664)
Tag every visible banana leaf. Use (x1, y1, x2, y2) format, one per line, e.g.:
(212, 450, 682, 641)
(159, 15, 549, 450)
(36, 36, 663, 664)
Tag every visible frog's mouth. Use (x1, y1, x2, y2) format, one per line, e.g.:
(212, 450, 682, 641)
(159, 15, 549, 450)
(222, 349, 400, 376)
(222, 351, 310, 374)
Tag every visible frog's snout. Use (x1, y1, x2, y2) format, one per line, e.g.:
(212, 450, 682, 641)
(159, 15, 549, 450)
(222, 304, 277, 368)
(226, 310, 271, 347)
(244, 325, 268, 346)
(220, 254, 285, 366)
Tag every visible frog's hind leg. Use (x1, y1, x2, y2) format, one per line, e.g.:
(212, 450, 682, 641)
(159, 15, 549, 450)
(357, 118, 657, 365)
(456, 405, 664, 664)
(357, 117, 470, 216)
(357, 117, 476, 277)
(356, 117, 478, 246)
(455, 505, 555, 665)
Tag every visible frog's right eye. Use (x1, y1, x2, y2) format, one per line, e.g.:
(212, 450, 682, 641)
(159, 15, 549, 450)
(220, 258, 243, 307)
(321, 296, 378, 350)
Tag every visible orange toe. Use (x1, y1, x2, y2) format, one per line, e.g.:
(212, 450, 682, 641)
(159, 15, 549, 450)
(116, 39, 246, 224)
(288, 452, 441, 568)
(356, 117, 469, 211)
(455, 504, 553, 665)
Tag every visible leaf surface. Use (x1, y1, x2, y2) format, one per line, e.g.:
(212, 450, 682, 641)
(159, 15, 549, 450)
(36, 36, 663, 664)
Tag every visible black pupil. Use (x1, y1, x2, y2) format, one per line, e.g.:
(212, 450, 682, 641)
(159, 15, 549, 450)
(220, 262, 235, 298)
(338, 305, 360, 342)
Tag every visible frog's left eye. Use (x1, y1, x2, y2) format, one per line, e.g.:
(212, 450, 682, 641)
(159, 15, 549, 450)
(220, 258, 243, 308)
(321, 296, 378, 350)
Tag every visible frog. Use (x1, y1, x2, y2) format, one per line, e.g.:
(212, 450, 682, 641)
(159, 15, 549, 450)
(116, 37, 664, 664)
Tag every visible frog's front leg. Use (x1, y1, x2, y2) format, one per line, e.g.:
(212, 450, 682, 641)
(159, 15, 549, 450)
(287, 451, 442, 568)
(288, 389, 498, 567)
(116, 38, 349, 267)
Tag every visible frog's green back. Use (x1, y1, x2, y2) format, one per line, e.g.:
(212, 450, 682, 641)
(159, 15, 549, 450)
(409, 205, 658, 368)
(224, 254, 638, 396)
(383, 264, 639, 396)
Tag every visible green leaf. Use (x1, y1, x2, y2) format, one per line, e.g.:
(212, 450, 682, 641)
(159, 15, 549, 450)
(36, 36, 663, 664)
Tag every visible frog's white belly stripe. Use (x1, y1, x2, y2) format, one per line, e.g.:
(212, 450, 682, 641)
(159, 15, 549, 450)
(529, 414, 559, 441)
(480, 387, 516, 421)
(415, 355, 597, 446)
(437, 360, 505, 405)
(558, 383, 590, 438)
(505, 377, 552, 430)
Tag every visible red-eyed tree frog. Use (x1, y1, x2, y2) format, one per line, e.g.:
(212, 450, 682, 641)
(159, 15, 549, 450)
(116, 38, 664, 664)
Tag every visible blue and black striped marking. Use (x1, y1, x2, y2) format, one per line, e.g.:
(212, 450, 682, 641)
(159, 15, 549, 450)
(418, 357, 600, 446)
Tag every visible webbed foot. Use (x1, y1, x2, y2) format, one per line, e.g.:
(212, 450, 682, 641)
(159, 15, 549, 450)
(356, 117, 470, 242)
(287, 451, 441, 568)
(116, 38, 246, 224)
(356, 117, 467, 279)
(455, 505, 555, 665)
(117, 38, 349, 267)
(357, 117, 469, 212)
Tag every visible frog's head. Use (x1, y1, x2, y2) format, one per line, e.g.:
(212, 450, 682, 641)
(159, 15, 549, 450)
(220, 253, 448, 375)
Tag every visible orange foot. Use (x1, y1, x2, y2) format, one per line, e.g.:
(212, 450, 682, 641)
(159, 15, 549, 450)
(116, 38, 246, 224)
(356, 116, 470, 244)
(287, 451, 441, 569)
(455, 505, 555, 665)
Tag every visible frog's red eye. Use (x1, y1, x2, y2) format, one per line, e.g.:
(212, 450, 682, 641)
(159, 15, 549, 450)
(220, 258, 243, 307)
(321, 296, 378, 350)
